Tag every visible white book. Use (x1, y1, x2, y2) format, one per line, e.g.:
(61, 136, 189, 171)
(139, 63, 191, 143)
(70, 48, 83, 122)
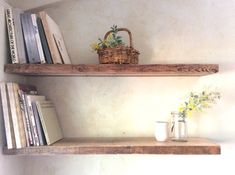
(5, 8, 19, 64)
(36, 101, 63, 145)
(31, 14, 46, 64)
(7, 83, 21, 148)
(0, 83, 15, 149)
(26, 95, 46, 146)
(12, 8, 27, 63)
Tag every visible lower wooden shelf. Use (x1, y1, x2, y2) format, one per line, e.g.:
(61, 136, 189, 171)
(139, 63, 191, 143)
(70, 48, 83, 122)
(3, 137, 220, 155)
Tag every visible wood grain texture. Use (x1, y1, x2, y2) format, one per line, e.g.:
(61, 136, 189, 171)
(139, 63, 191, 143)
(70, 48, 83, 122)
(3, 137, 220, 155)
(4, 64, 219, 76)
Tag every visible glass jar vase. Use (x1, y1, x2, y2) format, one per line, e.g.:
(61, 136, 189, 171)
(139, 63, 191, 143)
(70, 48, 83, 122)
(171, 111, 188, 142)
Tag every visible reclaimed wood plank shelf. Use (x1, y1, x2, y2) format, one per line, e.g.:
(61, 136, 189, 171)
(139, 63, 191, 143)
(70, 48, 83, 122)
(4, 64, 219, 76)
(3, 137, 220, 155)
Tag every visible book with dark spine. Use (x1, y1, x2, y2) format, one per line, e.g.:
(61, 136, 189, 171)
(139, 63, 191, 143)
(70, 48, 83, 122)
(20, 13, 41, 64)
(32, 102, 46, 146)
(31, 14, 46, 64)
(36, 16, 53, 64)
(5, 8, 19, 64)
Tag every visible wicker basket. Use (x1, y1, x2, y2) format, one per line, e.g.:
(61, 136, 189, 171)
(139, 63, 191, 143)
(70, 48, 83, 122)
(97, 28, 139, 64)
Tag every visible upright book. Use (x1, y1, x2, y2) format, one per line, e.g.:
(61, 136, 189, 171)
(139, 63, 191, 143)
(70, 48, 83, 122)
(36, 101, 63, 145)
(39, 11, 71, 64)
(0, 83, 15, 149)
(12, 8, 27, 63)
(5, 8, 19, 64)
(25, 95, 46, 146)
(20, 13, 41, 64)
(7, 83, 26, 148)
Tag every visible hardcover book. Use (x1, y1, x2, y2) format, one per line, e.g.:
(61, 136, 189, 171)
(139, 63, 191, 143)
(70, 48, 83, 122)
(5, 8, 19, 64)
(36, 101, 63, 145)
(31, 14, 46, 64)
(18, 84, 37, 146)
(25, 95, 46, 146)
(0, 82, 15, 149)
(20, 13, 41, 63)
(36, 17, 53, 64)
(12, 8, 27, 63)
(7, 83, 24, 148)
(39, 11, 70, 64)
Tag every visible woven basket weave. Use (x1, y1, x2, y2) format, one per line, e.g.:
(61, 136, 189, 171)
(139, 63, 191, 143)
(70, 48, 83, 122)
(97, 28, 139, 64)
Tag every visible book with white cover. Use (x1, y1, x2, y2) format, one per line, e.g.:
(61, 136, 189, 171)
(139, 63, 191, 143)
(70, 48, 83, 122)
(0, 83, 15, 149)
(12, 8, 27, 63)
(7, 83, 22, 148)
(25, 95, 45, 146)
(36, 101, 63, 145)
(5, 8, 19, 63)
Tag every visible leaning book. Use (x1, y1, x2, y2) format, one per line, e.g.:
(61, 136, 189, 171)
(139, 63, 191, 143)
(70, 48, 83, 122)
(36, 101, 63, 145)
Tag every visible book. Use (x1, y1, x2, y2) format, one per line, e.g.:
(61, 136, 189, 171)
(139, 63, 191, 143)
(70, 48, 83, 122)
(36, 17, 53, 64)
(25, 95, 46, 146)
(12, 83, 27, 148)
(5, 8, 19, 64)
(7, 83, 23, 148)
(31, 14, 46, 64)
(53, 34, 71, 64)
(39, 11, 68, 64)
(12, 8, 27, 64)
(20, 13, 41, 64)
(32, 102, 46, 146)
(36, 101, 63, 145)
(0, 82, 15, 149)
(18, 84, 37, 146)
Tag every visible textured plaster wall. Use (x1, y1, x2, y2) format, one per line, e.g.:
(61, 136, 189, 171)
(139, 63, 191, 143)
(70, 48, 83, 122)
(4, 0, 235, 175)
(0, 0, 26, 175)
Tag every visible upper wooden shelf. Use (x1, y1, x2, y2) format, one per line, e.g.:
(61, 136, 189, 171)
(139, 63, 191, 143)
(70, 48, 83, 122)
(3, 137, 220, 155)
(4, 64, 219, 76)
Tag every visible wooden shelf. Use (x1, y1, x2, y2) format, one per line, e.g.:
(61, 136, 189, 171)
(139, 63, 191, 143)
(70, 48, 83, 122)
(4, 64, 219, 76)
(3, 137, 220, 155)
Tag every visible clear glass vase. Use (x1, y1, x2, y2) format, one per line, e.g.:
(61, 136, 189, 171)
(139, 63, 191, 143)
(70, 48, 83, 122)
(171, 111, 188, 142)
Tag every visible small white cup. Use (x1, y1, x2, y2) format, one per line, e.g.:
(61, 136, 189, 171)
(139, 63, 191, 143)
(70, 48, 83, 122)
(155, 121, 169, 142)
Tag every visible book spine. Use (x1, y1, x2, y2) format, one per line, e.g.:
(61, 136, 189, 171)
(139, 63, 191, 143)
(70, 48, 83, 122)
(20, 13, 41, 64)
(13, 83, 27, 148)
(31, 14, 46, 64)
(0, 83, 15, 149)
(12, 8, 27, 63)
(5, 8, 19, 64)
(22, 93, 34, 146)
(7, 83, 21, 148)
(26, 95, 40, 146)
(32, 102, 46, 145)
(36, 17, 53, 64)
(18, 90, 29, 146)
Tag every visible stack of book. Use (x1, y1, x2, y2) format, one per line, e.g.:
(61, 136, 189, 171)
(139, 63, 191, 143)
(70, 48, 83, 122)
(5, 8, 71, 64)
(0, 82, 63, 149)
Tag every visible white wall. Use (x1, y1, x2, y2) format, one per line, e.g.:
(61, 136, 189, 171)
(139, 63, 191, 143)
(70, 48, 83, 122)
(4, 0, 235, 175)
(0, 0, 26, 175)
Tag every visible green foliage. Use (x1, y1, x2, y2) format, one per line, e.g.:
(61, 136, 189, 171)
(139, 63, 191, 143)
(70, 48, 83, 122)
(91, 25, 125, 51)
(178, 90, 221, 117)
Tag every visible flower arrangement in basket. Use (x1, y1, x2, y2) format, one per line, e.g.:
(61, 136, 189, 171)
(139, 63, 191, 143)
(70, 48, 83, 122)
(91, 25, 139, 64)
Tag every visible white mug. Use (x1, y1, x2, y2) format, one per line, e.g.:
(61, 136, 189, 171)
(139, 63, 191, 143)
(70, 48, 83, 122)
(155, 121, 169, 142)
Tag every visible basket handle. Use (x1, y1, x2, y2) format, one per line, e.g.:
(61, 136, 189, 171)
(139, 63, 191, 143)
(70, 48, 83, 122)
(104, 28, 133, 48)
